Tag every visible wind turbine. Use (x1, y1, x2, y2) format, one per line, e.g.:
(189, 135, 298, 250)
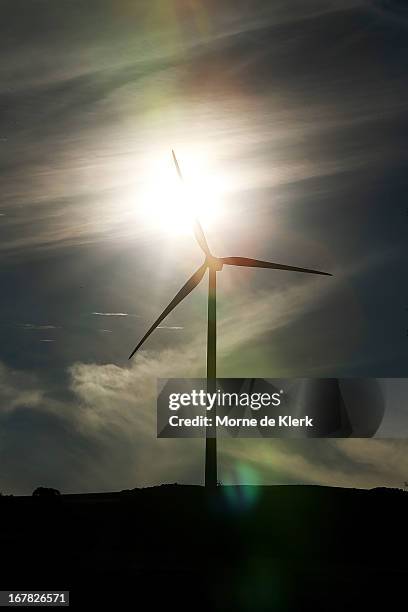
(129, 150, 332, 488)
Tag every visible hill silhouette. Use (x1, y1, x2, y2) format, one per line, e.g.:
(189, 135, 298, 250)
(0, 484, 407, 610)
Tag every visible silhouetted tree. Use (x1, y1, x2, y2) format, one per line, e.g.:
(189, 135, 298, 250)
(32, 487, 61, 497)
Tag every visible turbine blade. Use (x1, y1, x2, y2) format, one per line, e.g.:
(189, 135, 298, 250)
(192, 220, 211, 257)
(128, 263, 207, 359)
(171, 149, 184, 181)
(172, 149, 211, 256)
(221, 257, 332, 276)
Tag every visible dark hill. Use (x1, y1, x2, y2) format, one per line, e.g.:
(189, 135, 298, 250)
(0, 485, 407, 610)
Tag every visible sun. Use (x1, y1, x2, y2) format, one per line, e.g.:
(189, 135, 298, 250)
(140, 150, 225, 237)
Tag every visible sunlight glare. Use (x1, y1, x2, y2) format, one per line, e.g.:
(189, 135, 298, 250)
(140, 151, 225, 237)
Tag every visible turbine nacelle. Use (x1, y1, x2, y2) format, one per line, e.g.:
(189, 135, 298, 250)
(206, 256, 223, 271)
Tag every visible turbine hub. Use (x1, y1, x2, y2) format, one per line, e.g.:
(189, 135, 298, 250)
(207, 256, 223, 271)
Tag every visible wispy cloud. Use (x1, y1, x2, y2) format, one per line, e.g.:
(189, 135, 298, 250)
(19, 323, 59, 330)
(221, 437, 408, 490)
(0, 363, 43, 414)
(91, 312, 129, 317)
(0, 349, 407, 494)
(0, 1, 406, 259)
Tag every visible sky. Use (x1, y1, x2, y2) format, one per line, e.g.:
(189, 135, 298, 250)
(0, 0, 408, 494)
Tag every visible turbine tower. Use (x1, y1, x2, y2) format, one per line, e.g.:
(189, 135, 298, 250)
(129, 150, 332, 488)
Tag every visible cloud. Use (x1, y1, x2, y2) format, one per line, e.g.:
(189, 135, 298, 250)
(0, 355, 205, 495)
(20, 324, 58, 330)
(57, 356, 408, 492)
(221, 437, 408, 489)
(0, 0, 407, 260)
(91, 312, 130, 317)
(0, 334, 407, 495)
(0, 363, 43, 413)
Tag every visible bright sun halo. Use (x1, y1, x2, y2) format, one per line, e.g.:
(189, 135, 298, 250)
(141, 151, 225, 237)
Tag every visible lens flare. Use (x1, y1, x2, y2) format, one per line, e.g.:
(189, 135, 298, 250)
(221, 463, 262, 512)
